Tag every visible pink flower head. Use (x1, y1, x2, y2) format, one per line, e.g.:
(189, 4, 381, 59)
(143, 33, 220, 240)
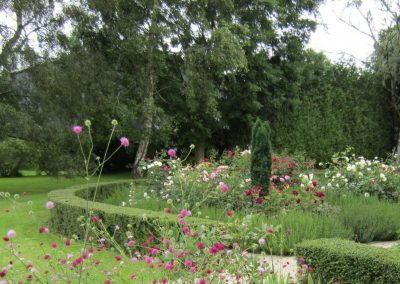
(128, 240, 135, 247)
(210, 172, 217, 179)
(115, 255, 122, 261)
(196, 242, 205, 250)
(179, 209, 189, 218)
(165, 262, 175, 270)
(184, 260, 193, 267)
(226, 210, 234, 217)
(183, 226, 190, 235)
(167, 148, 176, 158)
(7, 229, 16, 239)
(39, 227, 49, 234)
(72, 125, 82, 135)
(219, 182, 229, 193)
(284, 175, 290, 180)
(258, 238, 265, 246)
(46, 201, 54, 209)
(65, 239, 71, 246)
(120, 137, 129, 148)
(91, 215, 100, 223)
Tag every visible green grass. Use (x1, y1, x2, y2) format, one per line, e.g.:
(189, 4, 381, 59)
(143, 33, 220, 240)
(0, 173, 170, 283)
(0, 172, 131, 194)
(327, 193, 400, 242)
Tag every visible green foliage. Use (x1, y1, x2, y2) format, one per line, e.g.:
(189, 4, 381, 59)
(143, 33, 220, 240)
(296, 238, 400, 284)
(330, 194, 400, 243)
(49, 181, 217, 247)
(268, 212, 352, 255)
(0, 138, 32, 177)
(250, 119, 272, 192)
(265, 51, 393, 161)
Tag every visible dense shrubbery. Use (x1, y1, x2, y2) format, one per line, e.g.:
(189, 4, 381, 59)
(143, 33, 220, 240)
(296, 239, 400, 284)
(0, 138, 32, 177)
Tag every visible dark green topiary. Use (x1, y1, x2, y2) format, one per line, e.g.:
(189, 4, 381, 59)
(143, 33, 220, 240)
(250, 118, 272, 193)
(295, 238, 400, 283)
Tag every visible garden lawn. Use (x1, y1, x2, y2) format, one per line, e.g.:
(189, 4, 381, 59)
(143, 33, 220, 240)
(0, 173, 169, 283)
(0, 172, 131, 194)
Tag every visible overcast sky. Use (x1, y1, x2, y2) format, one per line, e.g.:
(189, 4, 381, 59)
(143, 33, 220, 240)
(308, 0, 390, 64)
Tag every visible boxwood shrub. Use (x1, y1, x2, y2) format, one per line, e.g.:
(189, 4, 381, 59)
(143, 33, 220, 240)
(48, 180, 218, 247)
(295, 238, 400, 284)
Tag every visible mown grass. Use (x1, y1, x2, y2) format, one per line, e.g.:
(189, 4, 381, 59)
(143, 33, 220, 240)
(0, 173, 170, 283)
(0, 172, 131, 194)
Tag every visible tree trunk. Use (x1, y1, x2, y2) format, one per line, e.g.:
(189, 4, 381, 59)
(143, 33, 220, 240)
(194, 139, 205, 163)
(131, 76, 155, 178)
(131, 2, 158, 178)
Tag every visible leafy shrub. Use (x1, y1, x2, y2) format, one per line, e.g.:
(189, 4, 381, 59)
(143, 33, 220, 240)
(0, 138, 32, 177)
(296, 238, 400, 284)
(250, 119, 272, 192)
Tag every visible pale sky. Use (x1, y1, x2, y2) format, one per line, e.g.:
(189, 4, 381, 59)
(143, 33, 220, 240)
(308, 0, 390, 64)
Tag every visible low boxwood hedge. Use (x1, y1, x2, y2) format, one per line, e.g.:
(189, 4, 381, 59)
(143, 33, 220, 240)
(48, 180, 218, 246)
(295, 238, 400, 284)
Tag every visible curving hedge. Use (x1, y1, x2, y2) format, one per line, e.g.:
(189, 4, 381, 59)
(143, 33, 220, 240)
(295, 238, 400, 284)
(48, 180, 218, 246)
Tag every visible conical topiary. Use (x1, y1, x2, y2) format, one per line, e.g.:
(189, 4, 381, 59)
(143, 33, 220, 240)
(250, 118, 272, 193)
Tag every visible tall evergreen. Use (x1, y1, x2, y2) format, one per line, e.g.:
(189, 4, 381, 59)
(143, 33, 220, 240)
(250, 119, 272, 193)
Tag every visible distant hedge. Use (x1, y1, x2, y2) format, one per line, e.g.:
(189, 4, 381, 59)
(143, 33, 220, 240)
(48, 180, 218, 246)
(295, 238, 400, 284)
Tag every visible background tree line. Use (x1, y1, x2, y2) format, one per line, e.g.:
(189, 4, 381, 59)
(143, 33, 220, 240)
(0, 0, 396, 177)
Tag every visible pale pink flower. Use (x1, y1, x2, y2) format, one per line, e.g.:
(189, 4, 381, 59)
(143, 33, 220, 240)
(285, 175, 291, 180)
(120, 137, 129, 147)
(46, 201, 54, 209)
(7, 229, 16, 239)
(210, 172, 217, 179)
(258, 238, 265, 246)
(72, 125, 82, 134)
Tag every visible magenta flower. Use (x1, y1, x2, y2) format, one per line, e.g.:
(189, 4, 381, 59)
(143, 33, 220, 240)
(72, 125, 82, 135)
(165, 262, 175, 270)
(39, 227, 49, 234)
(183, 226, 190, 235)
(167, 148, 176, 157)
(46, 201, 54, 209)
(219, 182, 229, 193)
(120, 137, 129, 147)
(7, 229, 16, 239)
